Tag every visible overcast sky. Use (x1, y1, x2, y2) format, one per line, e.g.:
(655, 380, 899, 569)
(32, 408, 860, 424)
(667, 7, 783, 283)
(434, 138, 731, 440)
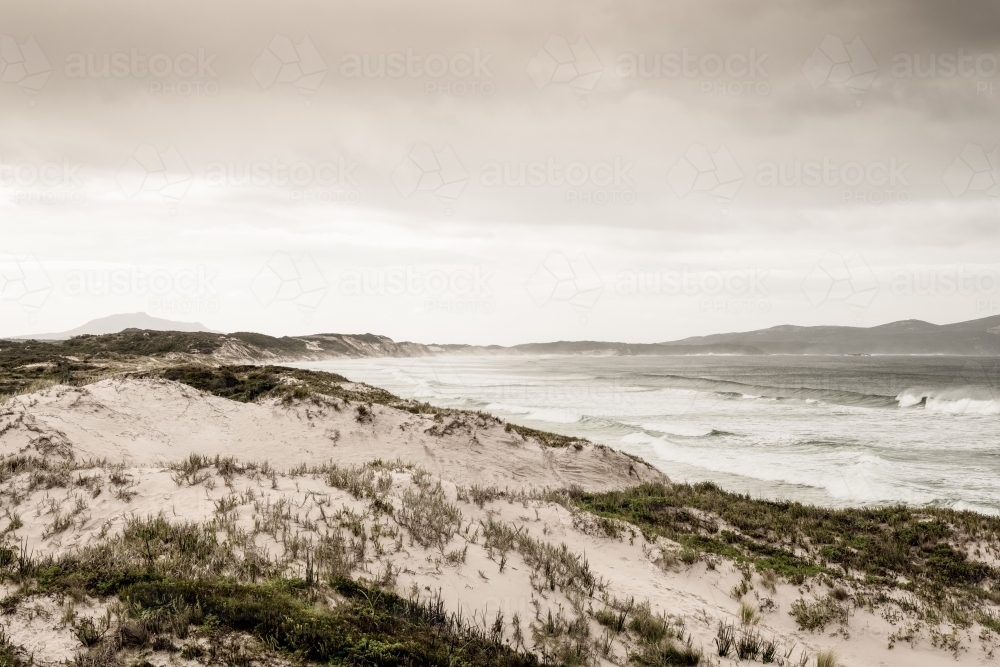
(1, 0, 999, 344)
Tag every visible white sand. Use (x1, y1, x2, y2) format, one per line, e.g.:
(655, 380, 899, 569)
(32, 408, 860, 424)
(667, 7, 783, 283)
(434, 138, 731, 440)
(3, 378, 663, 491)
(0, 379, 993, 666)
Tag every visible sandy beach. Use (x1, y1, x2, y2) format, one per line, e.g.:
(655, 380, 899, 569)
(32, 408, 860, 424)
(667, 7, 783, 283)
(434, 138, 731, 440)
(1, 376, 994, 666)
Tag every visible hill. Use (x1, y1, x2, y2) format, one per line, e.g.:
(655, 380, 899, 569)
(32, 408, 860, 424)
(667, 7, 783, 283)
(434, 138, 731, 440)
(660, 314, 1000, 355)
(8, 312, 219, 340)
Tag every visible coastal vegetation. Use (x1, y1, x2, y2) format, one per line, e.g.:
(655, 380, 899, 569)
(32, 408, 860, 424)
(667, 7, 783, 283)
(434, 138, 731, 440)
(2, 329, 999, 663)
(566, 482, 1000, 634)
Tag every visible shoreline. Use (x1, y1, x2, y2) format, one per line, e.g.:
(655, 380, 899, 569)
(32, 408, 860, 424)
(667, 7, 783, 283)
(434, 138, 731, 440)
(2, 339, 1000, 664)
(291, 355, 1000, 515)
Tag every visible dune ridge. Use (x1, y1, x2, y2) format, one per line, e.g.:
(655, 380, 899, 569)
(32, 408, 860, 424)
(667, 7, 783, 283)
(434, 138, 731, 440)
(0, 373, 994, 666)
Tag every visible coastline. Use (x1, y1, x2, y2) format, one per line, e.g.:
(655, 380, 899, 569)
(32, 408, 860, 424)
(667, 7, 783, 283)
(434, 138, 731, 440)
(0, 357, 998, 665)
(291, 354, 1000, 514)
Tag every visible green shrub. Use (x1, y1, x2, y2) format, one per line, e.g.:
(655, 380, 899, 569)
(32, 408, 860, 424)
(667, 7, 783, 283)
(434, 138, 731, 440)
(567, 481, 1000, 609)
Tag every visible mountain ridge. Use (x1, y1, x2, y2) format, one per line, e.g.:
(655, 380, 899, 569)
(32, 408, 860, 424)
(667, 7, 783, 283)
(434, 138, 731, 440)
(6, 313, 1000, 359)
(656, 314, 1000, 355)
(9, 313, 219, 340)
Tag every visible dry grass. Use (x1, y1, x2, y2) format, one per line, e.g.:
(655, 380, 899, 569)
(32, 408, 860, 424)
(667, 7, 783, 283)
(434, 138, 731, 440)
(397, 478, 462, 549)
(816, 648, 840, 667)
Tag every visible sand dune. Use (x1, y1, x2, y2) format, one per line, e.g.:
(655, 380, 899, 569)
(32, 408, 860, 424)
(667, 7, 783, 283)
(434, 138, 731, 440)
(4, 378, 663, 491)
(0, 379, 990, 666)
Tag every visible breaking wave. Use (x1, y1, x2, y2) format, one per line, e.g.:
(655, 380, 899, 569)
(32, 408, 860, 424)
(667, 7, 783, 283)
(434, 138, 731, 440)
(897, 387, 1000, 415)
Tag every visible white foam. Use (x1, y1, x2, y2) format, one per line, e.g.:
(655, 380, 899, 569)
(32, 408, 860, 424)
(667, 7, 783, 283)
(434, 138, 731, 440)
(301, 356, 1000, 511)
(642, 436, 929, 505)
(620, 432, 656, 444)
(897, 386, 1000, 415)
(484, 402, 532, 415)
(639, 422, 714, 437)
(484, 403, 583, 424)
(925, 397, 1000, 415)
(524, 408, 583, 424)
(897, 392, 924, 408)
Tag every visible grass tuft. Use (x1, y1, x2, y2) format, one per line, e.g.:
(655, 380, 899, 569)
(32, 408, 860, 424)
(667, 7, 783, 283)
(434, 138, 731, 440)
(816, 648, 840, 667)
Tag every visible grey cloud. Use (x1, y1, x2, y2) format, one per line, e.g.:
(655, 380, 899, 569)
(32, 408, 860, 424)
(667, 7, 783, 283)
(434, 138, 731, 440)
(0, 0, 998, 340)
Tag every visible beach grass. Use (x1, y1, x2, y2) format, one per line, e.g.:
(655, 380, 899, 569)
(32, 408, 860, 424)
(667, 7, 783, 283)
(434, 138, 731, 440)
(4, 330, 1000, 661)
(565, 481, 1000, 625)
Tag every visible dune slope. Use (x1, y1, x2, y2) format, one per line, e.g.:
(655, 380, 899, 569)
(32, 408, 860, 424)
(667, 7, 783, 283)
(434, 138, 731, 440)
(0, 378, 993, 667)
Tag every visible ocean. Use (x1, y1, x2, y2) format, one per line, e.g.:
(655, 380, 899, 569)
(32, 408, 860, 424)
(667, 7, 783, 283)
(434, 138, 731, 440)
(294, 355, 1000, 514)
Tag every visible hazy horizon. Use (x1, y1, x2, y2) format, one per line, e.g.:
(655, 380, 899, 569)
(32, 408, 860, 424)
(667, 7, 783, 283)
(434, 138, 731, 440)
(3, 0, 1000, 345)
(9, 309, 1000, 348)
